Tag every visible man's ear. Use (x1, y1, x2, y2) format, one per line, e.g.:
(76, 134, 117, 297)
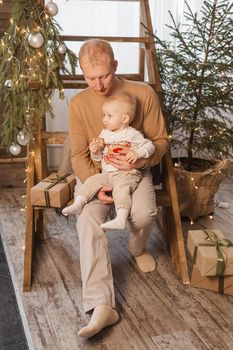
(113, 60, 118, 72)
(122, 114, 130, 125)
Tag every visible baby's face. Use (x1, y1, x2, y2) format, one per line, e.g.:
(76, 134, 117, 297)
(102, 102, 127, 132)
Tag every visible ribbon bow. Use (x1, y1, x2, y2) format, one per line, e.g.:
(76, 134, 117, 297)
(193, 229, 233, 276)
(44, 173, 72, 207)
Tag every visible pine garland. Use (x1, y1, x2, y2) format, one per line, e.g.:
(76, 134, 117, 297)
(154, 0, 233, 170)
(0, 0, 77, 148)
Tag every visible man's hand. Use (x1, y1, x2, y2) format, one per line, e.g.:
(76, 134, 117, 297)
(97, 186, 114, 204)
(109, 150, 146, 171)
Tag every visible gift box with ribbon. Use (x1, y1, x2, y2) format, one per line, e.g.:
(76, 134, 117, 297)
(187, 229, 233, 276)
(191, 265, 233, 296)
(30, 173, 76, 208)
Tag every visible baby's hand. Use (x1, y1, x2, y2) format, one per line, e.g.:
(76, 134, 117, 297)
(125, 150, 139, 163)
(89, 138, 104, 154)
(89, 142, 99, 154)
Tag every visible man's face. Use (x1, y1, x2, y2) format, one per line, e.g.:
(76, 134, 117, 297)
(81, 55, 118, 96)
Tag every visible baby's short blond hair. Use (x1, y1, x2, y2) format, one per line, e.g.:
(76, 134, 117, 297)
(102, 93, 136, 123)
(79, 39, 115, 69)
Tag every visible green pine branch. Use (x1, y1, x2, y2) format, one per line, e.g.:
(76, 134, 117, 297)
(0, 0, 78, 148)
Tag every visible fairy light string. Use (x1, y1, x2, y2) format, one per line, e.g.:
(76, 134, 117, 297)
(0, 0, 77, 153)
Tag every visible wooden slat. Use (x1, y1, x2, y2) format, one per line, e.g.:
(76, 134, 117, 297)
(41, 132, 68, 145)
(155, 190, 171, 207)
(140, 0, 162, 93)
(61, 35, 150, 43)
(161, 152, 190, 284)
(60, 73, 141, 81)
(23, 148, 35, 292)
(34, 117, 47, 182)
(62, 80, 156, 90)
(0, 157, 27, 164)
(139, 47, 145, 81)
(86, 0, 139, 1)
(0, 1, 12, 14)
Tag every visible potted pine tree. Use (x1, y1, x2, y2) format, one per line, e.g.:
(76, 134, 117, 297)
(154, 0, 233, 220)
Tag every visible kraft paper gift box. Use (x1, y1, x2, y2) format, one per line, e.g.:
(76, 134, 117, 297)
(191, 265, 233, 296)
(187, 229, 233, 276)
(30, 173, 76, 208)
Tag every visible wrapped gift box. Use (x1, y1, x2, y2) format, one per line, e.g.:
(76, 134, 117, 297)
(187, 229, 233, 276)
(191, 265, 233, 296)
(30, 173, 76, 208)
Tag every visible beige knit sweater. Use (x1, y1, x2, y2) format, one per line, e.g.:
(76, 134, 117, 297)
(68, 79, 169, 183)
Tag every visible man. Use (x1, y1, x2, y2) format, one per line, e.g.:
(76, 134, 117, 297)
(68, 39, 169, 338)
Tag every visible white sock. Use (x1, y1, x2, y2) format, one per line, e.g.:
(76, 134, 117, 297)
(100, 208, 129, 230)
(78, 304, 119, 338)
(62, 195, 87, 216)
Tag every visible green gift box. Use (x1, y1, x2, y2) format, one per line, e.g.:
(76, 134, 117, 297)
(30, 173, 76, 208)
(191, 265, 233, 296)
(187, 229, 233, 276)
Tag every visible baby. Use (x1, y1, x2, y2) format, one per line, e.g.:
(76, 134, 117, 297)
(62, 93, 155, 230)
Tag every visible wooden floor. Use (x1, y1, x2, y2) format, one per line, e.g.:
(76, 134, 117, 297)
(0, 164, 233, 350)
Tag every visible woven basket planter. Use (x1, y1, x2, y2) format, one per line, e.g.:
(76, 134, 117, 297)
(173, 159, 230, 220)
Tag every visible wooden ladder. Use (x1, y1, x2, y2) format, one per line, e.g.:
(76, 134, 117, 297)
(23, 0, 190, 291)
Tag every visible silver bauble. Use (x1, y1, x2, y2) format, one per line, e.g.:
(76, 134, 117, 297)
(28, 32, 44, 48)
(9, 143, 21, 156)
(17, 131, 30, 146)
(45, 1, 59, 17)
(57, 44, 67, 55)
(4, 79, 13, 90)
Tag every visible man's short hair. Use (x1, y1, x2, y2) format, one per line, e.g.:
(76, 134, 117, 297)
(103, 93, 136, 123)
(79, 39, 115, 68)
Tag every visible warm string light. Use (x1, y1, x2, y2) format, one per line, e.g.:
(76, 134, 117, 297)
(174, 161, 199, 190)
(189, 214, 214, 225)
(21, 148, 35, 213)
(174, 159, 226, 192)
(174, 113, 229, 142)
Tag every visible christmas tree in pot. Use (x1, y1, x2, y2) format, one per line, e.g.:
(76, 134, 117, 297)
(154, 0, 233, 220)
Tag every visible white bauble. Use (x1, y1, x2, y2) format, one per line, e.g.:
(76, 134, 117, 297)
(17, 131, 30, 146)
(57, 44, 67, 55)
(9, 143, 21, 156)
(4, 79, 13, 90)
(45, 1, 59, 17)
(28, 32, 44, 48)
